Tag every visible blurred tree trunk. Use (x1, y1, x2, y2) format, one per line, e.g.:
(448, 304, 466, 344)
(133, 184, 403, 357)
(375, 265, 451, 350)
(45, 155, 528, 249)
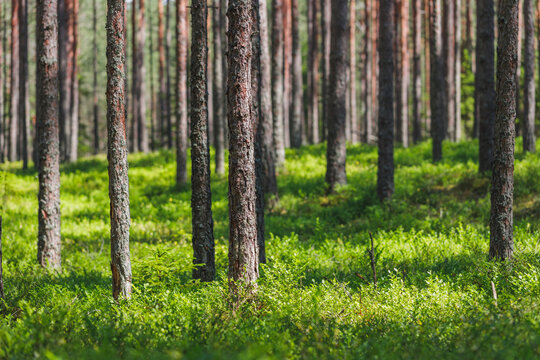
(131, 0, 140, 153)
(37, 0, 61, 270)
(320, 0, 330, 141)
(158, 0, 166, 147)
(430, 0, 444, 162)
(522, 0, 535, 153)
(325, 0, 348, 192)
(165, 0, 172, 149)
(135, 0, 149, 153)
(424, 0, 431, 132)
(362, 0, 372, 144)
(371, 0, 379, 141)
(289, 0, 303, 148)
(455, 0, 461, 141)
(68, 0, 79, 162)
(490, 0, 518, 261)
(9, 0, 19, 163)
(307, 0, 319, 144)
(19, 0, 28, 168)
(93, 0, 99, 154)
(227, 0, 259, 288)
(349, 0, 357, 144)
(412, 0, 422, 143)
(443, 0, 455, 141)
(176, 0, 188, 185)
(106, 0, 132, 300)
(515, 0, 523, 131)
(271, 0, 285, 166)
(191, 0, 215, 282)
(149, 2, 157, 151)
(213, 0, 225, 175)
(396, 0, 408, 147)
(0, 2, 3, 163)
(378, 0, 394, 201)
(477, 0, 495, 173)
(282, 0, 291, 148)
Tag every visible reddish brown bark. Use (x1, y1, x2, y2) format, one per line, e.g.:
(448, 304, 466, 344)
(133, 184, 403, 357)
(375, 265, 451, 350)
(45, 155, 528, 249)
(176, 0, 188, 185)
(107, 0, 132, 300)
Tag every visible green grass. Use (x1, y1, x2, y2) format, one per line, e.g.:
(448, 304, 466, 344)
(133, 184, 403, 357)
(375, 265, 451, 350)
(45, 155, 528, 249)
(1, 139, 539, 359)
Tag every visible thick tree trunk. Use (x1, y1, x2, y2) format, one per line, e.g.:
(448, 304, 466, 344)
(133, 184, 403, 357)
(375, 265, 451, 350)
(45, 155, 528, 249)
(430, 0, 444, 162)
(258, 0, 278, 196)
(349, 0, 357, 144)
(165, 0, 172, 149)
(490, 0, 518, 261)
(158, 0, 166, 147)
(107, 0, 132, 300)
(455, 0, 462, 141)
(412, 0, 422, 143)
(9, 0, 19, 162)
(191, 0, 215, 282)
(93, 0, 99, 154)
(396, 0, 408, 147)
(68, 0, 79, 163)
(271, 0, 285, 166)
(213, 0, 225, 175)
(325, 0, 348, 192)
(19, 0, 28, 168)
(443, 0, 455, 141)
(362, 0, 372, 143)
(282, 0, 291, 148)
(377, 0, 395, 201)
(289, 0, 303, 148)
(176, 0, 188, 185)
(320, 0, 330, 141)
(477, 0, 495, 173)
(227, 0, 259, 287)
(37, 0, 61, 270)
(307, 0, 319, 144)
(522, 0, 535, 153)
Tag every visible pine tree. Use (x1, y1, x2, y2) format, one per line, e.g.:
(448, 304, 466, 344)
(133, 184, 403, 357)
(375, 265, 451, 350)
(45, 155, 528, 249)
(522, 0, 535, 153)
(9, 0, 19, 162)
(271, 0, 285, 166)
(412, 0, 422, 143)
(176, 0, 189, 185)
(212, 0, 225, 175)
(289, 0, 302, 148)
(430, 0, 444, 162)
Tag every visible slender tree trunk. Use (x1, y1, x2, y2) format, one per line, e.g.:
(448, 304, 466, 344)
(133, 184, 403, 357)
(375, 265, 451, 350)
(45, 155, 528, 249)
(19, 0, 28, 168)
(93, 0, 99, 154)
(289, 0, 302, 148)
(522, 0, 535, 153)
(349, 0, 357, 144)
(37, 0, 61, 269)
(443, 0, 455, 141)
(307, 0, 319, 144)
(213, 0, 225, 175)
(320, 0, 330, 142)
(271, 0, 285, 166)
(149, 2, 157, 150)
(191, 0, 215, 282)
(371, 0, 379, 140)
(176, 0, 188, 185)
(58, 0, 70, 162)
(0, 2, 4, 162)
(325, 0, 348, 192)
(131, 1, 140, 153)
(165, 0, 172, 149)
(515, 0, 522, 131)
(227, 0, 259, 287)
(412, 0, 422, 143)
(378, 0, 395, 201)
(68, 0, 79, 162)
(2, 1, 7, 161)
(424, 0, 431, 132)
(430, 0, 444, 162)
(477, 0, 495, 173)
(258, 0, 278, 196)
(396, 0, 408, 146)
(490, 0, 518, 261)
(9, 0, 19, 162)
(107, 0, 132, 300)
(282, 0, 291, 148)
(136, 0, 149, 153)
(158, 0, 166, 147)
(455, 0, 462, 141)
(363, 0, 372, 143)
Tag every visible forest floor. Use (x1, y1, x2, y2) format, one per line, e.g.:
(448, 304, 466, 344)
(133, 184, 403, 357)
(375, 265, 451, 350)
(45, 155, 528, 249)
(1, 140, 539, 359)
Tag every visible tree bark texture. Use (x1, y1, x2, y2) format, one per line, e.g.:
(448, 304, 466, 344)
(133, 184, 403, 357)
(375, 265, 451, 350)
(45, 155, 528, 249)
(271, 0, 285, 167)
(165, 0, 172, 149)
(9, 0, 19, 162)
(282, 0, 291, 148)
(490, 0, 518, 261)
(325, 0, 348, 192)
(477, 0, 495, 172)
(289, 0, 302, 148)
(37, 0, 61, 270)
(412, 0, 422, 143)
(522, 0, 535, 153)
(227, 0, 259, 286)
(320, 0, 330, 141)
(443, 0, 456, 141)
(68, 0, 79, 162)
(430, 0, 444, 162)
(362, 0, 373, 143)
(396, 0, 409, 147)
(106, 0, 132, 300)
(307, 0, 319, 144)
(349, 0, 358, 144)
(93, 0, 99, 154)
(191, 0, 215, 282)
(377, 0, 395, 201)
(19, 0, 28, 168)
(176, 0, 188, 185)
(212, 0, 226, 176)
(455, 0, 462, 141)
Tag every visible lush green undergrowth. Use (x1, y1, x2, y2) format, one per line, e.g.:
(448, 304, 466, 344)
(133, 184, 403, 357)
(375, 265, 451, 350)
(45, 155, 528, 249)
(1, 139, 539, 359)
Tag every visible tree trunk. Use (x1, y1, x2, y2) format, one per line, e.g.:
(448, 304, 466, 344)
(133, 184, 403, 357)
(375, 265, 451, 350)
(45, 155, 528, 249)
(371, 0, 379, 141)
(443, 0, 455, 141)
(289, 0, 303, 148)
(477, 0, 495, 173)
(191, 0, 215, 282)
(282, 0, 291, 148)
(412, 0, 422, 143)
(158, 0, 166, 148)
(396, 0, 408, 147)
(107, 0, 132, 300)
(0, 2, 4, 162)
(68, 0, 79, 163)
(349, 0, 357, 144)
(522, 0, 535, 153)
(135, 0, 149, 153)
(37, 0, 61, 270)
(490, 0, 518, 261)
(320, 0, 331, 142)
(424, 0, 431, 132)
(271, 0, 285, 166)
(378, 0, 395, 201)
(19, 0, 28, 168)
(213, 0, 225, 175)
(325, 0, 348, 192)
(362, 0, 372, 143)
(307, 0, 319, 144)
(515, 0, 522, 131)
(92, 0, 99, 154)
(430, 0, 444, 162)
(9, 0, 19, 162)
(455, 0, 462, 141)
(258, 0, 278, 196)
(165, 0, 172, 149)
(176, 0, 188, 185)
(131, 1, 140, 153)
(149, 1, 157, 151)
(227, 0, 259, 287)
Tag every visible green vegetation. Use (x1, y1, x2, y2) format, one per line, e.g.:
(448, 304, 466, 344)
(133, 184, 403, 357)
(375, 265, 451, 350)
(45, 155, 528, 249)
(1, 140, 539, 359)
